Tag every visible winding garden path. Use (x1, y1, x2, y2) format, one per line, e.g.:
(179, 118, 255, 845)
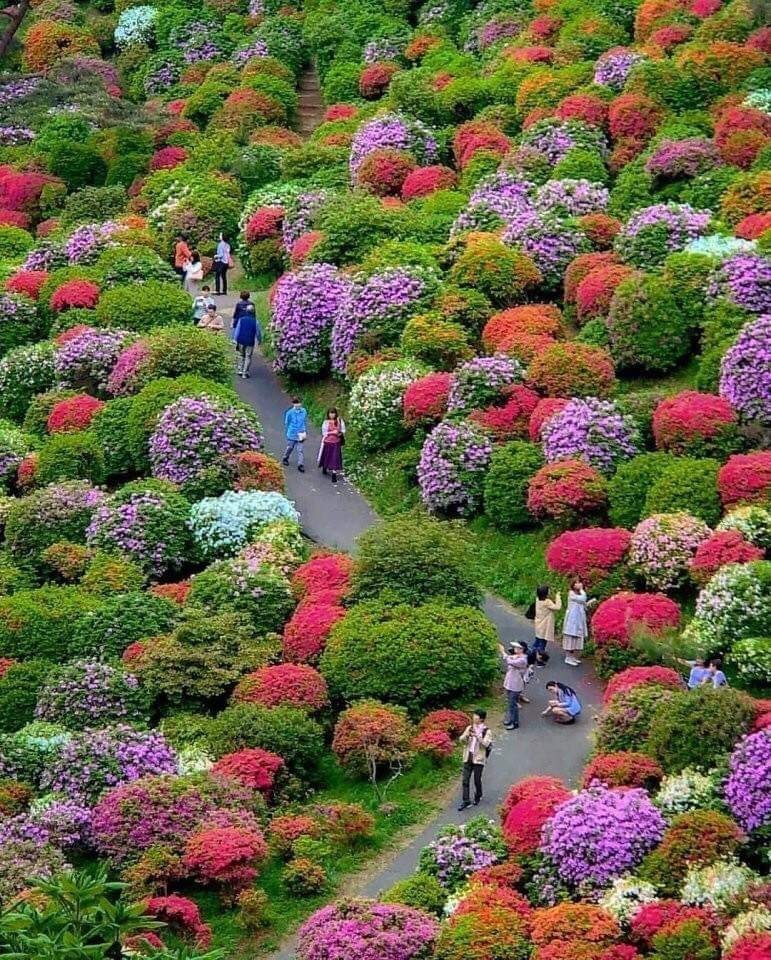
(218, 292, 602, 956)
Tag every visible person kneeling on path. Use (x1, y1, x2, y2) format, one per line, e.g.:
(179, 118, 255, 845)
(542, 681, 582, 724)
(232, 292, 261, 379)
(458, 710, 493, 810)
(283, 398, 308, 473)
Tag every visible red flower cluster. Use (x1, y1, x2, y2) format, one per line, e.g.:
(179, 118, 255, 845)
(608, 93, 665, 141)
(212, 748, 285, 794)
(527, 459, 608, 523)
(507, 45, 554, 63)
(715, 106, 771, 169)
(47, 394, 105, 433)
(527, 342, 616, 398)
(359, 62, 399, 98)
(269, 814, 322, 856)
(418, 708, 470, 737)
(564, 252, 619, 305)
(652, 391, 737, 453)
(546, 527, 632, 585)
(50, 279, 100, 312)
(718, 452, 771, 506)
(292, 552, 353, 600)
(403, 372, 453, 427)
(582, 751, 664, 789)
(453, 120, 510, 169)
(145, 895, 212, 948)
(182, 824, 268, 893)
(592, 592, 681, 647)
(470, 860, 524, 890)
(405, 34, 441, 59)
(16, 453, 38, 489)
(630, 901, 719, 947)
(482, 304, 563, 353)
(455, 884, 532, 920)
(245, 205, 284, 243)
(529, 397, 569, 442)
(5, 270, 48, 300)
(282, 602, 347, 662)
(471, 385, 540, 441)
(735, 211, 771, 240)
(501, 776, 571, 854)
(603, 665, 686, 705)
(649, 24, 693, 49)
(0, 658, 16, 679)
(323, 104, 358, 122)
(233, 663, 329, 711)
(149, 146, 188, 171)
(401, 165, 457, 200)
(411, 728, 454, 760)
(0, 166, 58, 215)
(0, 209, 29, 228)
(290, 230, 324, 266)
(690, 530, 764, 585)
(578, 214, 622, 249)
(121, 641, 146, 667)
(555, 94, 608, 128)
(356, 148, 416, 197)
(576, 264, 635, 323)
(150, 580, 191, 604)
(725, 933, 771, 960)
(233, 450, 284, 492)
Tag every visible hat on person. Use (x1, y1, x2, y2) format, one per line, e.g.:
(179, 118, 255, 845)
(510, 641, 524, 652)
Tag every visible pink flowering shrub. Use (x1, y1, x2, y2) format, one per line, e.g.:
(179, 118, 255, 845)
(233, 664, 329, 711)
(591, 591, 682, 646)
(211, 748, 285, 795)
(603, 665, 687, 704)
(182, 823, 268, 897)
(282, 602, 347, 662)
(411, 728, 454, 761)
(629, 512, 711, 590)
(546, 528, 631, 585)
(718, 452, 771, 507)
(145, 895, 211, 947)
(690, 531, 764, 585)
(652, 392, 740, 457)
(527, 459, 608, 525)
(403, 373, 453, 427)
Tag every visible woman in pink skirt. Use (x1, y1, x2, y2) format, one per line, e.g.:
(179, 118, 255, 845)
(317, 408, 345, 484)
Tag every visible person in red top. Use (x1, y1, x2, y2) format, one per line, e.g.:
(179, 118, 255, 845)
(173, 235, 192, 284)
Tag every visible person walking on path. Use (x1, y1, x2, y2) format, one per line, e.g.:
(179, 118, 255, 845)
(534, 584, 561, 668)
(318, 407, 345, 484)
(282, 398, 308, 473)
(562, 579, 594, 666)
(458, 710, 493, 810)
(198, 303, 224, 331)
(232, 292, 261, 379)
(213, 233, 232, 295)
(183, 250, 204, 296)
(173, 235, 192, 284)
(499, 642, 528, 730)
(192, 285, 216, 324)
(542, 681, 582, 724)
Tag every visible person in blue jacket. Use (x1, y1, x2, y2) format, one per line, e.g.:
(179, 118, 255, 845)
(282, 398, 308, 472)
(232, 291, 261, 378)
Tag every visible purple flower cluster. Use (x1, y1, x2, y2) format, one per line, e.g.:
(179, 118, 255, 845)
(0, 798, 91, 852)
(41, 725, 178, 805)
(541, 784, 666, 891)
(271, 263, 351, 375)
(331, 267, 433, 374)
(55, 325, 134, 394)
(106, 339, 151, 396)
(144, 59, 181, 95)
(0, 76, 41, 108)
(0, 126, 34, 145)
(542, 398, 641, 474)
(181, 26, 222, 64)
(719, 314, 771, 425)
(149, 395, 262, 487)
(645, 138, 721, 180)
(0, 291, 37, 331)
(22, 240, 66, 272)
(297, 900, 438, 960)
(594, 47, 645, 89)
(615, 202, 712, 268)
(723, 729, 771, 833)
(447, 354, 523, 414)
(64, 222, 119, 265)
(363, 38, 404, 63)
(282, 191, 329, 252)
(521, 119, 608, 164)
(477, 16, 522, 49)
(418, 420, 492, 516)
(506, 214, 590, 288)
(452, 170, 536, 235)
(35, 659, 147, 731)
(428, 833, 497, 885)
(349, 112, 439, 175)
(709, 254, 771, 314)
(535, 179, 610, 218)
(233, 39, 269, 64)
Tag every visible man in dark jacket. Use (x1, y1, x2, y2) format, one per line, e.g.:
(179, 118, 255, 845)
(232, 291, 262, 379)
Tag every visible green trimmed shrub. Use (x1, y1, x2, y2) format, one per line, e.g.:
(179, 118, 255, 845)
(0, 555, 32, 596)
(0, 226, 34, 261)
(0, 661, 57, 733)
(69, 591, 178, 659)
(90, 398, 135, 480)
(595, 685, 678, 754)
(661, 252, 714, 333)
(321, 600, 498, 714)
(96, 281, 192, 332)
(144, 325, 233, 385)
(644, 458, 722, 526)
(0, 343, 56, 423)
(80, 551, 146, 596)
(35, 432, 106, 486)
(608, 452, 677, 528)
(616, 390, 671, 448)
(553, 149, 609, 184)
(96, 246, 177, 287)
(449, 236, 542, 307)
(311, 193, 400, 266)
(351, 515, 481, 607)
(61, 186, 128, 228)
(384, 874, 447, 916)
(186, 561, 294, 636)
(0, 292, 44, 359)
(0, 587, 103, 662)
(484, 441, 545, 531)
(47, 140, 106, 191)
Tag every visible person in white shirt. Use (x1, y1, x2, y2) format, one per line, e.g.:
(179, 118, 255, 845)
(192, 285, 216, 324)
(183, 250, 204, 296)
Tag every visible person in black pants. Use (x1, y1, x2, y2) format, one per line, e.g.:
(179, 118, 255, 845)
(214, 234, 231, 295)
(458, 709, 493, 811)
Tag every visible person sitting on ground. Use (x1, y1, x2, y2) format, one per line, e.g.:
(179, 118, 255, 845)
(198, 303, 224, 331)
(542, 681, 582, 724)
(192, 285, 216, 324)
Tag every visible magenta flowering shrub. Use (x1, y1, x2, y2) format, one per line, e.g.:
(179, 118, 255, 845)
(542, 398, 641, 474)
(709, 255, 771, 314)
(534, 179, 610, 218)
(270, 264, 351, 375)
(148, 396, 262, 489)
(106, 340, 151, 396)
(629, 512, 711, 590)
(35, 659, 149, 730)
(594, 48, 645, 89)
(55, 326, 135, 395)
(297, 898, 438, 960)
(41, 724, 178, 803)
(719, 314, 771, 425)
(418, 420, 492, 516)
(541, 784, 666, 891)
(349, 113, 439, 175)
(723, 729, 771, 833)
(614, 203, 712, 268)
(447, 354, 523, 414)
(645, 139, 721, 181)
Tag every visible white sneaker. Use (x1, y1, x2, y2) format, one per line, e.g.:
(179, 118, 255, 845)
(566, 657, 580, 667)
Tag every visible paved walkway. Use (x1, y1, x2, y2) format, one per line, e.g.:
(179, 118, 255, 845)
(218, 298, 601, 956)
(296, 64, 325, 139)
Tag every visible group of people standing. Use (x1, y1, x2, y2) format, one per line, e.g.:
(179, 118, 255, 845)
(174, 234, 232, 296)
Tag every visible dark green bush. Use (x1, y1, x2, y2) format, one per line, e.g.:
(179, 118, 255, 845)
(145, 325, 232, 385)
(0, 555, 32, 596)
(95, 246, 177, 288)
(47, 141, 106, 191)
(35, 432, 106, 486)
(615, 389, 671, 448)
(69, 591, 178, 659)
(60, 186, 128, 228)
(484, 441, 544, 531)
(0, 661, 58, 733)
(553, 148, 609, 184)
(321, 600, 498, 714)
(449, 236, 541, 307)
(96, 281, 192, 332)
(595, 685, 678, 754)
(0, 587, 103, 662)
(0, 226, 34, 261)
(644, 458, 722, 526)
(90, 398, 135, 480)
(186, 562, 294, 636)
(311, 193, 401, 266)
(608, 452, 678, 528)
(384, 873, 447, 916)
(661, 252, 714, 333)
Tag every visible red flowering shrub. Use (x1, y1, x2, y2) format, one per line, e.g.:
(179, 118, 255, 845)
(0, 167, 57, 216)
(437, 905, 529, 960)
(576, 265, 636, 323)
(531, 904, 620, 947)
(578, 214, 622, 249)
(675, 43, 764, 93)
(718, 452, 771, 506)
(292, 553, 353, 600)
(418, 709, 470, 737)
(311, 801, 375, 845)
(592, 592, 682, 646)
(233, 664, 329, 711)
(5, 270, 48, 300)
(250, 127, 302, 149)
(747, 26, 771, 53)
(0, 210, 29, 228)
(631, 902, 719, 947)
(453, 121, 510, 169)
(603, 665, 686, 705)
(609, 138, 646, 173)
(608, 94, 665, 142)
(16, 453, 37, 489)
(411, 728, 454, 760)
(470, 385, 540, 441)
(527, 343, 616, 398)
(652, 392, 739, 456)
(508, 45, 555, 63)
(50, 280, 100, 312)
(649, 23, 693, 48)
(324, 104, 359, 121)
(121, 641, 146, 667)
(245, 206, 284, 244)
(211, 748, 285, 794)
(356, 149, 417, 197)
(690, 531, 764, 585)
(582, 751, 664, 789)
(283, 602, 347, 662)
(401, 165, 458, 200)
(150, 581, 191, 604)
(471, 860, 524, 889)
(182, 824, 268, 895)
(332, 700, 412, 775)
(145, 895, 212, 948)
(232, 450, 284, 492)
(403, 372, 453, 427)
(359, 62, 399, 99)
(564, 253, 620, 305)
(0, 658, 16, 680)
(149, 147, 188, 171)
(529, 398, 569, 442)
(405, 34, 442, 59)
(482, 304, 563, 352)
(715, 106, 771, 148)
(47, 394, 105, 433)
(290, 231, 324, 266)
(455, 884, 532, 920)
(527, 459, 608, 524)
(640, 810, 743, 892)
(269, 814, 322, 856)
(721, 130, 769, 170)
(215, 88, 285, 132)
(725, 933, 771, 960)
(555, 94, 608, 128)
(501, 776, 571, 854)
(735, 212, 771, 240)
(546, 528, 632, 584)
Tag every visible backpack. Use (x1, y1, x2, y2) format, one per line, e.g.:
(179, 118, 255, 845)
(525, 601, 536, 620)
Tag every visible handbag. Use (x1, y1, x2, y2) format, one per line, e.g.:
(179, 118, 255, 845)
(227, 254, 234, 268)
(297, 431, 307, 442)
(525, 601, 536, 620)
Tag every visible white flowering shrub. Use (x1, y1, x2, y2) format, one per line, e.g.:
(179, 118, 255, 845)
(654, 768, 720, 819)
(600, 876, 659, 925)
(115, 6, 157, 48)
(681, 859, 759, 911)
(348, 359, 428, 451)
(717, 504, 771, 551)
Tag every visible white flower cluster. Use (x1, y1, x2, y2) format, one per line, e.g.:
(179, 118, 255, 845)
(599, 876, 658, 925)
(654, 768, 719, 819)
(114, 5, 157, 48)
(681, 859, 759, 911)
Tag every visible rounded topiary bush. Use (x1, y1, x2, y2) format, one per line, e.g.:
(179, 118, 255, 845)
(652, 392, 742, 458)
(591, 592, 682, 647)
(96, 281, 192, 332)
(608, 453, 678, 528)
(0, 586, 103, 662)
(0, 660, 57, 733)
(644, 458, 722, 527)
(449, 234, 541, 306)
(321, 600, 498, 714)
(349, 360, 428, 451)
(718, 452, 771, 508)
(546, 528, 632, 586)
(527, 459, 608, 526)
(608, 274, 693, 373)
(527, 342, 617, 399)
(484, 441, 545, 531)
(35, 432, 106, 486)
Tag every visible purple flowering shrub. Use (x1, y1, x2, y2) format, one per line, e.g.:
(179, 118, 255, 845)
(614, 203, 712, 269)
(349, 113, 439, 176)
(709, 255, 771, 314)
(542, 398, 641, 474)
(520, 118, 608, 165)
(0, 797, 92, 854)
(723, 729, 771, 833)
(63, 222, 120, 265)
(54, 326, 135, 396)
(270, 264, 351, 375)
(505, 215, 591, 289)
(35, 659, 150, 730)
(534, 179, 610, 219)
(418, 817, 507, 890)
(451, 171, 536, 235)
(540, 783, 666, 891)
(447, 355, 523, 415)
(629, 511, 711, 591)
(719, 314, 771, 425)
(645, 139, 721, 182)
(418, 420, 492, 516)
(594, 47, 645, 89)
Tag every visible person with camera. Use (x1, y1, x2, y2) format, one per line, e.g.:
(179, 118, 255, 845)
(458, 709, 493, 810)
